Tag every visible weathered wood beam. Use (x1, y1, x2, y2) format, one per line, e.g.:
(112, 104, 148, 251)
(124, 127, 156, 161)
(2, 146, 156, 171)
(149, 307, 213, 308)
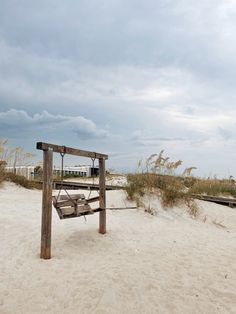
(99, 158, 106, 234)
(36, 142, 108, 159)
(193, 194, 236, 207)
(40, 149, 53, 259)
(51, 180, 121, 190)
(56, 207, 102, 220)
(52, 196, 100, 208)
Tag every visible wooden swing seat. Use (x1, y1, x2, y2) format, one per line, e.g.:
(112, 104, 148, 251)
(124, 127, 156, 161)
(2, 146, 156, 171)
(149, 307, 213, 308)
(52, 193, 100, 220)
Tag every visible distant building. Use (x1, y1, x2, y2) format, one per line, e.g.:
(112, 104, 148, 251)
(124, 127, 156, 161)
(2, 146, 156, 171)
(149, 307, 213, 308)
(5, 166, 35, 180)
(5, 164, 99, 180)
(53, 165, 99, 177)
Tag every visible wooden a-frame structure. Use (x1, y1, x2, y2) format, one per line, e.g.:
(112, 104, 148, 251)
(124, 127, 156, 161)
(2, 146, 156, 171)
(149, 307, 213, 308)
(36, 142, 108, 260)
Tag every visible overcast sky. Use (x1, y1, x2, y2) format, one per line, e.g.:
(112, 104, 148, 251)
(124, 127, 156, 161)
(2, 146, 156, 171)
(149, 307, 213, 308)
(1, 0, 236, 176)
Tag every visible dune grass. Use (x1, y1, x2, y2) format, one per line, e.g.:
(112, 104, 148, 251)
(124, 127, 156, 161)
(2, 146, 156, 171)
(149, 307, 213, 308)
(126, 151, 196, 209)
(126, 169, 236, 217)
(189, 179, 236, 197)
(125, 151, 236, 217)
(126, 173, 193, 207)
(0, 171, 41, 189)
(0, 168, 5, 185)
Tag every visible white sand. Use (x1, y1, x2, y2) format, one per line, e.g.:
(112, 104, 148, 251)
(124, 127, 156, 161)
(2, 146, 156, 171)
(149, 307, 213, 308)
(0, 182, 236, 314)
(64, 175, 128, 187)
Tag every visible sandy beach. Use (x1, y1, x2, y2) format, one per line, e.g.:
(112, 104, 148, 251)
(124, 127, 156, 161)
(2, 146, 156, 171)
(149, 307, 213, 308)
(0, 181, 236, 314)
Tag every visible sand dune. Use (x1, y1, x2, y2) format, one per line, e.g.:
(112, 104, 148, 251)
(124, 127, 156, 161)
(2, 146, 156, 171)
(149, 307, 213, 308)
(0, 182, 236, 313)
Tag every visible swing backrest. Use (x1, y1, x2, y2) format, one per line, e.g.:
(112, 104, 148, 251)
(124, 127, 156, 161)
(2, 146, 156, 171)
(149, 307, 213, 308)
(52, 194, 100, 209)
(52, 193, 85, 208)
(52, 193, 100, 219)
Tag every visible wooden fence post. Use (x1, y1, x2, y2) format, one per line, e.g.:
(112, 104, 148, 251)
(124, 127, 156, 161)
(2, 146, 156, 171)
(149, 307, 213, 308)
(40, 149, 53, 259)
(99, 157, 106, 234)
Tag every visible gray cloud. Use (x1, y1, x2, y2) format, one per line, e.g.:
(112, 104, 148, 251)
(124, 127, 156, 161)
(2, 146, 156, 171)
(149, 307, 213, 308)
(218, 126, 232, 140)
(0, 109, 109, 139)
(0, 0, 235, 85)
(1, 1, 236, 175)
(130, 130, 186, 146)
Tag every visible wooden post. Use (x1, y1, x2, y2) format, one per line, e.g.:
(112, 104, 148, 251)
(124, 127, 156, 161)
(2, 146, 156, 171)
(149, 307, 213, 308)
(40, 149, 53, 259)
(99, 157, 106, 234)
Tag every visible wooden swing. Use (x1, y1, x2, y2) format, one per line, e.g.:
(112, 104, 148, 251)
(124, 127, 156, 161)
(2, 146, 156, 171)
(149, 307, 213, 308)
(52, 151, 100, 219)
(37, 142, 107, 260)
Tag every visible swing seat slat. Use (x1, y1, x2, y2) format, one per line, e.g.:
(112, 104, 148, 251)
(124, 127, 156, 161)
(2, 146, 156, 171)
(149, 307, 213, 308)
(55, 204, 96, 219)
(52, 194, 100, 219)
(52, 194, 99, 209)
(54, 193, 85, 201)
(56, 207, 103, 220)
(53, 198, 87, 208)
(60, 204, 91, 215)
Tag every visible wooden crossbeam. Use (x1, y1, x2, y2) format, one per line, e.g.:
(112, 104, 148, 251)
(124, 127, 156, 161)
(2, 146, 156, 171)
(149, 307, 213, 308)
(36, 142, 108, 159)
